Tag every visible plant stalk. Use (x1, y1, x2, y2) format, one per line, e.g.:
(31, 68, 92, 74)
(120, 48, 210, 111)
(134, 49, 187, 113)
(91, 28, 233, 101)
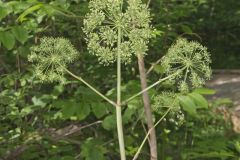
(65, 68, 116, 106)
(117, 26, 126, 160)
(122, 72, 175, 105)
(137, 54, 157, 160)
(132, 108, 171, 160)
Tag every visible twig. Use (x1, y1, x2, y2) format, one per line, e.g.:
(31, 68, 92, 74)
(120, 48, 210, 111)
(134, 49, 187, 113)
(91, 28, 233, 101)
(146, 57, 162, 75)
(65, 68, 117, 107)
(3, 121, 102, 160)
(132, 108, 171, 160)
(122, 71, 180, 105)
(141, 120, 151, 144)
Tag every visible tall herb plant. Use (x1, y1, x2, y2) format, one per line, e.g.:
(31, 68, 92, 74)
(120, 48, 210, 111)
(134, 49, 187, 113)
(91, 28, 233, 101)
(28, 0, 212, 159)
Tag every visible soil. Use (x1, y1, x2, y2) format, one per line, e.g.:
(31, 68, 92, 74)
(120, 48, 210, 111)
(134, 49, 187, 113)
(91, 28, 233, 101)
(207, 70, 240, 109)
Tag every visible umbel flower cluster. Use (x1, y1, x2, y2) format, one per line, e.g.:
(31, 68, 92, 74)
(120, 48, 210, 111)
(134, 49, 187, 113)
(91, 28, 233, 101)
(28, 37, 79, 83)
(83, 0, 152, 65)
(153, 92, 185, 128)
(161, 38, 212, 92)
(153, 92, 179, 113)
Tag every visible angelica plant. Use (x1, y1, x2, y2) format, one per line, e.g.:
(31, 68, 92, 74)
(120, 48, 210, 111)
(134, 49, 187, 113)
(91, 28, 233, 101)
(83, 0, 152, 159)
(29, 0, 154, 158)
(29, 0, 212, 159)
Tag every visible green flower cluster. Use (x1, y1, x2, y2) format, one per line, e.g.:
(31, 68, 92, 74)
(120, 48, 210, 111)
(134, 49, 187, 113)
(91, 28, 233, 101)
(83, 0, 152, 65)
(161, 38, 212, 93)
(153, 92, 185, 128)
(153, 92, 180, 113)
(28, 37, 79, 83)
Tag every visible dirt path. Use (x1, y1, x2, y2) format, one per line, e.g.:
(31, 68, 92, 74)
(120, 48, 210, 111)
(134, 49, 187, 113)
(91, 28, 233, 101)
(207, 70, 240, 106)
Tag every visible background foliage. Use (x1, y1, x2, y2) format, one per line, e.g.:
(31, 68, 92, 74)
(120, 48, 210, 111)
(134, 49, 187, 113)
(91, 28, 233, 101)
(0, 0, 240, 159)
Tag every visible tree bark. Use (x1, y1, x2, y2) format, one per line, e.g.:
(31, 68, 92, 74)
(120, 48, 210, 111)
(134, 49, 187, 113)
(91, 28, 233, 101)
(137, 55, 158, 160)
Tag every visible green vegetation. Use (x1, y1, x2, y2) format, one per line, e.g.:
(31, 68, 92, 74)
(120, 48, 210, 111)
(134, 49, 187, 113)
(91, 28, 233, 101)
(0, 0, 239, 160)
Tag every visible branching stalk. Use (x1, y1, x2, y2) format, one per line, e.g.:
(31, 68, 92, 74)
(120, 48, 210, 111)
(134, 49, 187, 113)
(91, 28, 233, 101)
(65, 68, 117, 107)
(122, 70, 182, 105)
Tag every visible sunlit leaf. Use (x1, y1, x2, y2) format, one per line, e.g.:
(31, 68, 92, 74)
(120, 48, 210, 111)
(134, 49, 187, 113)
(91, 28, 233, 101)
(193, 88, 216, 95)
(17, 3, 43, 22)
(188, 93, 208, 109)
(178, 95, 197, 115)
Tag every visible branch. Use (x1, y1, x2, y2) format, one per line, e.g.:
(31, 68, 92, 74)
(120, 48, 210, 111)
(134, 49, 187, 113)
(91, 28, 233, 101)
(132, 108, 171, 160)
(45, 121, 102, 141)
(65, 68, 117, 107)
(2, 121, 102, 160)
(122, 72, 176, 105)
(146, 57, 162, 75)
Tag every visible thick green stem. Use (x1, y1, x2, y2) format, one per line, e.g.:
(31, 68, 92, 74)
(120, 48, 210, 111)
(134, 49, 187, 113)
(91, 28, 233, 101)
(117, 26, 126, 160)
(65, 68, 116, 107)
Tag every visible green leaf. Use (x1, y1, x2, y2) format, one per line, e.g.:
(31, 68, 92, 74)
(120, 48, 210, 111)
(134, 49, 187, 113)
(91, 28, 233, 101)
(188, 93, 208, 109)
(153, 64, 165, 74)
(20, 106, 33, 116)
(52, 85, 64, 97)
(17, 46, 30, 57)
(42, 5, 57, 16)
(181, 25, 192, 34)
(152, 29, 164, 37)
(102, 114, 116, 130)
(91, 103, 107, 118)
(60, 100, 90, 120)
(76, 102, 90, 120)
(11, 26, 28, 44)
(60, 156, 75, 160)
(0, 95, 13, 105)
(0, 6, 9, 20)
(7, 1, 30, 14)
(17, 3, 43, 22)
(193, 88, 216, 95)
(0, 31, 15, 50)
(127, 98, 140, 110)
(123, 108, 135, 124)
(213, 98, 233, 108)
(233, 141, 240, 153)
(81, 138, 107, 160)
(61, 101, 76, 118)
(178, 95, 197, 115)
(32, 96, 47, 107)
